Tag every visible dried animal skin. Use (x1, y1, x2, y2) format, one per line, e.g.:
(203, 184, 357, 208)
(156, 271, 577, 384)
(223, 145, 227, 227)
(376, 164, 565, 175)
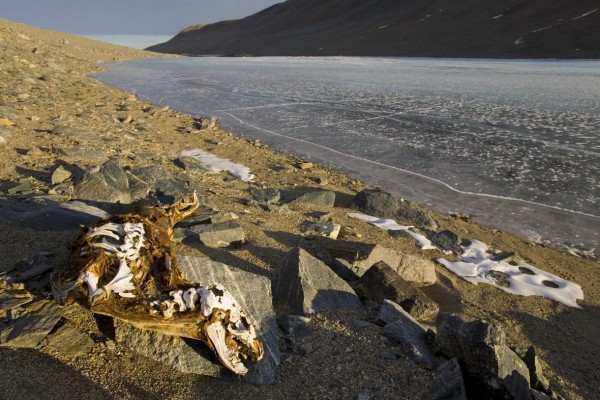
(51, 192, 264, 375)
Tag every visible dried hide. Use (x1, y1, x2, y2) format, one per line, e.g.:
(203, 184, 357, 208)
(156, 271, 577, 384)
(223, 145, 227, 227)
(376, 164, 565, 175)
(50, 192, 264, 375)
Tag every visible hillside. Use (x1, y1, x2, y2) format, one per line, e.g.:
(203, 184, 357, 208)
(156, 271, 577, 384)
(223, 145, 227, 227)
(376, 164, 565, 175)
(147, 0, 600, 58)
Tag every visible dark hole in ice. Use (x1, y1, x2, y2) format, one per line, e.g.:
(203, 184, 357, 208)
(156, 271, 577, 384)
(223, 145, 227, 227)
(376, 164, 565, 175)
(518, 266, 535, 275)
(509, 261, 519, 266)
(542, 280, 560, 288)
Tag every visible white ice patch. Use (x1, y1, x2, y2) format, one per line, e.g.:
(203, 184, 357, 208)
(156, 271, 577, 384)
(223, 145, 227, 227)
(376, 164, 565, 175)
(347, 212, 437, 250)
(180, 148, 254, 182)
(437, 240, 584, 308)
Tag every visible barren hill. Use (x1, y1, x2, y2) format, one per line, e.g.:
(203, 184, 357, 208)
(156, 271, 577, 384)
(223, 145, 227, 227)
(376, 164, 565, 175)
(147, 0, 600, 58)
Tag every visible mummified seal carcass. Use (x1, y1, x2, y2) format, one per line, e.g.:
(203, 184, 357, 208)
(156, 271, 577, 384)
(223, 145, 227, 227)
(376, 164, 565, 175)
(50, 192, 264, 375)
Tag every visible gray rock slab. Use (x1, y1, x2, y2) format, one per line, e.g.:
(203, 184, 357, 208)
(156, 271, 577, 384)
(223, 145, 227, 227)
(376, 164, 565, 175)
(352, 189, 437, 229)
(0, 300, 63, 348)
(46, 323, 95, 359)
(430, 358, 468, 400)
(281, 188, 335, 207)
(75, 160, 131, 204)
(435, 313, 531, 400)
(129, 166, 191, 203)
(0, 289, 34, 312)
(51, 146, 107, 160)
(114, 255, 279, 384)
(379, 300, 436, 369)
(187, 221, 245, 248)
(51, 125, 102, 142)
(352, 261, 439, 322)
(524, 346, 552, 395)
(273, 247, 362, 315)
(251, 188, 281, 205)
(7, 200, 109, 231)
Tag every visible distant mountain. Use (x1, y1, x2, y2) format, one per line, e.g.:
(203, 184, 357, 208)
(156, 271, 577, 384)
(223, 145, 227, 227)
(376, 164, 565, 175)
(147, 0, 600, 59)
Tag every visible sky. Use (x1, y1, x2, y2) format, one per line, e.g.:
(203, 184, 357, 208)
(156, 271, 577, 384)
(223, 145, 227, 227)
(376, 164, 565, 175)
(0, 0, 283, 35)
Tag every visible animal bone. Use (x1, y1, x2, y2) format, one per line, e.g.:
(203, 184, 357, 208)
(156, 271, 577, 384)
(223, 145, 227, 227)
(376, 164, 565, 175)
(51, 192, 264, 375)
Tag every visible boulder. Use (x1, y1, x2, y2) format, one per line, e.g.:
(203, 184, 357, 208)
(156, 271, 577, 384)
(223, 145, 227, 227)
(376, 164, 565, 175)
(352, 189, 437, 229)
(273, 247, 362, 314)
(434, 313, 531, 400)
(116, 255, 279, 385)
(524, 346, 552, 395)
(281, 188, 336, 207)
(129, 166, 191, 204)
(311, 237, 436, 285)
(352, 261, 439, 321)
(75, 160, 131, 204)
(186, 221, 245, 248)
(379, 300, 436, 369)
(0, 300, 63, 349)
(430, 358, 468, 400)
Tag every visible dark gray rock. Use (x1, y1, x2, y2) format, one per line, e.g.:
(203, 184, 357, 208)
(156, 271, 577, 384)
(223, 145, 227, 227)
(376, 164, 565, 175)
(352, 261, 439, 322)
(51, 125, 101, 142)
(352, 189, 437, 229)
(435, 313, 531, 400)
(299, 221, 341, 239)
(125, 171, 151, 201)
(431, 230, 463, 254)
(0, 198, 109, 231)
(0, 300, 63, 348)
(129, 166, 191, 204)
(276, 315, 311, 336)
(75, 160, 131, 204)
(175, 156, 210, 172)
(251, 188, 281, 205)
(186, 221, 245, 248)
(273, 247, 362, 314)
(0, 289, 34, 312)
(281, 188, 336, 207)
(379, 300, 436, 369)
(430, 358, 468, 400)
(8, 180, 34, 195)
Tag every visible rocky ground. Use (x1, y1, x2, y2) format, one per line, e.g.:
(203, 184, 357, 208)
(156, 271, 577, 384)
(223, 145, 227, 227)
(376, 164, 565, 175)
(1, 19, 599, 400)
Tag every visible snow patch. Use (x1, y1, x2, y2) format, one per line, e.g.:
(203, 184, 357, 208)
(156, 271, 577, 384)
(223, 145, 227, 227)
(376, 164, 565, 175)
(347, 212, 437, 250)
(180, 148, 254, 181)
(437, 240, 583, 308)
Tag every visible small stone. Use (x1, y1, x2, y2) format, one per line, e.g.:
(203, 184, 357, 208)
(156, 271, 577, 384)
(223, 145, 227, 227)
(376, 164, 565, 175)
(8, 180, 34, 195)
(0, 118, 14, 126)
(51, 165, 72, 184)
(298, 162, 314, 170)
(431, 230, 462, 254)
(187, 221, 245, 248)
(300, 221, 341, 239)
(0, 136, 7, 145)
(251, 188, 281, 205)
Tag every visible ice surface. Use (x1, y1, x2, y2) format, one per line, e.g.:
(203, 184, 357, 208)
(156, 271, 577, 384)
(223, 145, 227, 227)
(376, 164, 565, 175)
(180, 149, 254, 181)
(437, 240, 584, 308)
(94, 57, 600, 257)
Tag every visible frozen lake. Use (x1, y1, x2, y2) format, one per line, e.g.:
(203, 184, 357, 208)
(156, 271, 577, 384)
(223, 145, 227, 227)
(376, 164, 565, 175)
(94, 57, 600, 257)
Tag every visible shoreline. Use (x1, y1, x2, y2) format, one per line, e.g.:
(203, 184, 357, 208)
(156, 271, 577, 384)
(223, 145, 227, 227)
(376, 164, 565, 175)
(1, 18, 599, 400)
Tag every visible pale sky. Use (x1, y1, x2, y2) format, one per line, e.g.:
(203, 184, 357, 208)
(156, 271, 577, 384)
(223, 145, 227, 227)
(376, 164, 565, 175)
(0, 0, 283, 35)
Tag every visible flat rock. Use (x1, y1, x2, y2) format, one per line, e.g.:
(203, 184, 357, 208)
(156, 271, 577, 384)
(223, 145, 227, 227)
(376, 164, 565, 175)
(311, 237, 436, 285)
(352, 189, 437, 229)
(0, 300, 63, 348)
(51, 146, 107, 160)
(379, 300, 436, 369)
(51, 165, 72, 185)
(251, 188, 281, 205)
(430, 358, 468, 400)
(129, 166, 191, 203)
(352, 261, 439, 322)
(51, 125, 101, 142)
(116, 257, 280, 384)
(281, 188, 336, 207)
(435, 313, 531, 400)
(46, 323, 95, 359)
(273, 247, 362, 314)
(0, 199, 109, 231)
(186, 221, 245, 248)
(299, 221, 341, 239)
(0, 288, 34, 312)
(75, 160, 131, 204)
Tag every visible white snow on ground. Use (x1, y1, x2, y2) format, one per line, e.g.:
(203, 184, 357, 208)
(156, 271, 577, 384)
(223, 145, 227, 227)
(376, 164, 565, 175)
(437, 240, 584, 308)
(347, 212, 437, 250)
(180, 149, 254, 181)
